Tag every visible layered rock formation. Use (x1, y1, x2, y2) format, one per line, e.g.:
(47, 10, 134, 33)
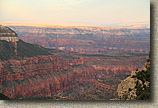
(8, 25, 150, 55)
(0, 25, 19, 42)
(0, 25, 149, 100)
(0, 25, 19, 56)
(0, 55, 96, 99)
(0, 53, 147, 100)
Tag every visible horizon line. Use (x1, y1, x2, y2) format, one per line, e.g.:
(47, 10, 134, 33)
(0, 22, 150, 29)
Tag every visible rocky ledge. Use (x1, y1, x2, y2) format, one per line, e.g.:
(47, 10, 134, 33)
(117, 58, 150, 100)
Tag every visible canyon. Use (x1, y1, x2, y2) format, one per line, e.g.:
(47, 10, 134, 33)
(0, 50, 147, 100)
(8, 25, 150, 55)
(0, 25, 150, 100)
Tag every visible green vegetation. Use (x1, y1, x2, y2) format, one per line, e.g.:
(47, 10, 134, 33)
(132, 59, 150, 100)
(135, 81, 150, 100)
(114, 74, 130, 77)
(132, 70, 150, 83)
(131, 69, 150, 100)
(13, 96, 54, 100)
(0, 93, 10, 100)
(77, 52, 149, 58)
(17, 40, 51, 58)
(0, 40, 16, 60)
(71, 64, 83, 68)
(0, 40, 52, 61)
(117, 58, 150, 100)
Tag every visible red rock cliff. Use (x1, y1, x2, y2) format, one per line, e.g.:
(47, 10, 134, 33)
(0, 55, 95, 99)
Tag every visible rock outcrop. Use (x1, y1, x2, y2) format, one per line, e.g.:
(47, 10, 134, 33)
(117, 58, 150, 100)
(0, 25, 19, 56)
(0, 25, 19, 42)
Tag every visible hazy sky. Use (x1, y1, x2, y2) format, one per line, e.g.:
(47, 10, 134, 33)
(0, 0, 150, 26)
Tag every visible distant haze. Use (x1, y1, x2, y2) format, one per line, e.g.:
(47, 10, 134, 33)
(0, 0, 150, 27)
